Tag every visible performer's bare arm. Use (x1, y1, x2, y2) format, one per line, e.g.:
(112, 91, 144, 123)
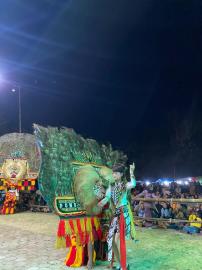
(98, 185, 111, 208)
(126, 162, 136, 190)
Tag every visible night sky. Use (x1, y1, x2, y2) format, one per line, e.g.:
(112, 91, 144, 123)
(0, 1, 201, 178)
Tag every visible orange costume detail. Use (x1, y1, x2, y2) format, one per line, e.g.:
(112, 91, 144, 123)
(1, 183, 18, 214)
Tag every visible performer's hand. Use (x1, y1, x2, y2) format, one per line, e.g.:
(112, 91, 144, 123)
(98, 201, 104, 208)
(130, 162, 135, 176)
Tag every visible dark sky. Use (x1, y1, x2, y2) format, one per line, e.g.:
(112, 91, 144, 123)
(0, 1, 201, 177)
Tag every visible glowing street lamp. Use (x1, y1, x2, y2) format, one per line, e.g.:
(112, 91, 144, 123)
(163, 180, 169, 186)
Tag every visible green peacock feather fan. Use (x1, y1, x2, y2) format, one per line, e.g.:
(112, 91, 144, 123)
(33, 124, 127, 211)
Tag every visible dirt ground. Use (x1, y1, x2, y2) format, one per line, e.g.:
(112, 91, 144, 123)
(0, 212, 202, 270)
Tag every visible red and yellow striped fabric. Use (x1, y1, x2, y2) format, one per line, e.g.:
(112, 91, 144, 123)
(56, 216, 102, 248)
(57, 216, 101, 267)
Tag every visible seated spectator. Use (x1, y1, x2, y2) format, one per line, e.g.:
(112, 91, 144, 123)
(183, 210, 201, 234)
(138, 202, 145, 218)
(134, 202, 145, 227)
(161, 202, 171, 219)
(170, 201, 178, 214)
(174, 205, 185, 221)
(194, 194, 199, 199)
(152, 202, 161, 218)
(136, 186, 157, 227)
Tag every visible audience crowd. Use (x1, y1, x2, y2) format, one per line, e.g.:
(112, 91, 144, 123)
(132, 181, 202, 234)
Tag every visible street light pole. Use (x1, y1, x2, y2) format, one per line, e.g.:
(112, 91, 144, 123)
(18, 85, 22, 133)
(12, 85, 22, 133)
(0, 76, 22, 133)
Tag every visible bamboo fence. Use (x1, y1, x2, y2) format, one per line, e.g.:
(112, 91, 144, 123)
(134, 216, 202, 224)
(133, 197, 202, 203)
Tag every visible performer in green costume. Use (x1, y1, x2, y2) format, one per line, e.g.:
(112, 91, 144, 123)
(98, 163, 136, 270)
